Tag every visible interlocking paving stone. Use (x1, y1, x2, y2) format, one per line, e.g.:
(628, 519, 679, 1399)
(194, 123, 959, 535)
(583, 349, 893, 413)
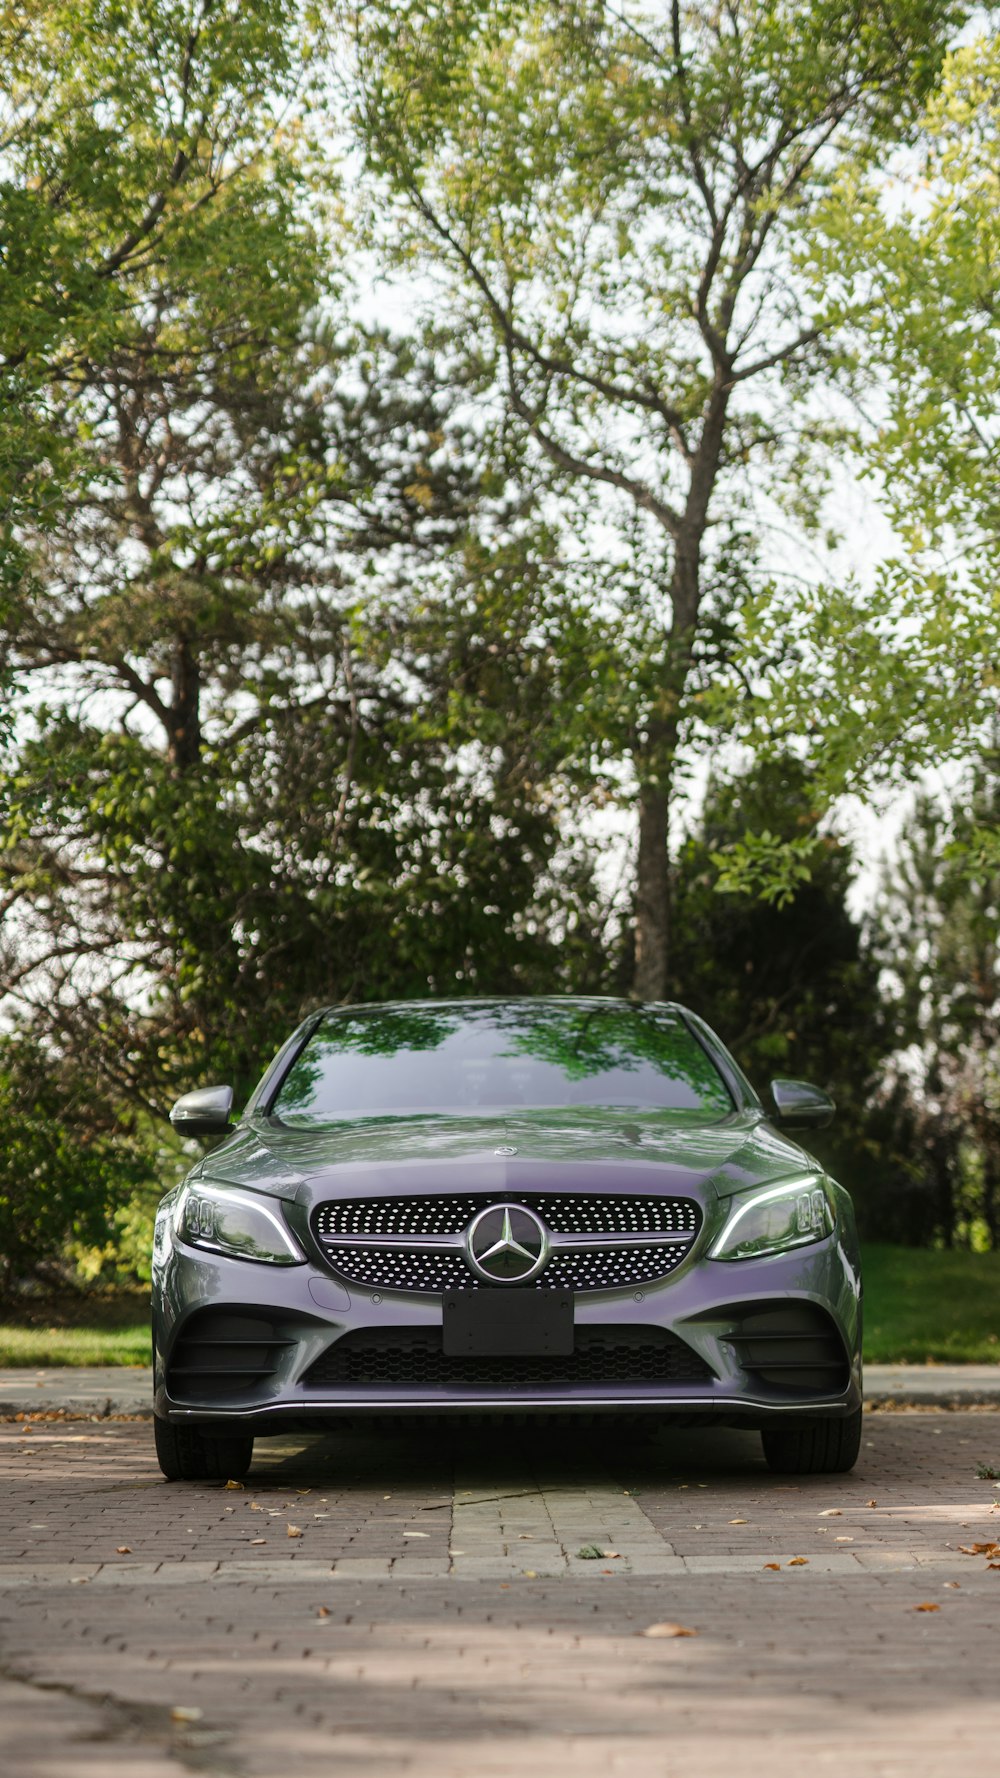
(2, 1414, 1000, 1774)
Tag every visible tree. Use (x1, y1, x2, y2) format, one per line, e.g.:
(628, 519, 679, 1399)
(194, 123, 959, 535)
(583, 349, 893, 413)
(0, 1031, 149, 1296)
(339, 0, 969, 996)
(867, 762, 1000, 1248)
(670, 755, 888, 1215)
(0, 4, 614, 1137)
(722, 29, 1000, 863)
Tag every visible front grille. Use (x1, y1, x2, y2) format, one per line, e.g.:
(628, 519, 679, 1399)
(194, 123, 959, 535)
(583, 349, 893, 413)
(166, 1310, 295, 1404)
(312, 1193, 702, 1295)
(302, 1326, 714, 1390)
(725, 1303, 849, 1394)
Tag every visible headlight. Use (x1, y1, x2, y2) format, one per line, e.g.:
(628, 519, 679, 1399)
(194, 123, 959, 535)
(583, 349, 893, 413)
(710, 1176, 834, 1261)
(174, 1181, 304, 1266)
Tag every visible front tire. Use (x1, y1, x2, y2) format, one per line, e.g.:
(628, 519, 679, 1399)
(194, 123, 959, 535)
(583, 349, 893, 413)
(154, 1416, 254, 1482)
(761, 1407, 862, 1475)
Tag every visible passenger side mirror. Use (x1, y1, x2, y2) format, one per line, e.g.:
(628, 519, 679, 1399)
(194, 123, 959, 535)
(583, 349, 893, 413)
(769, 1078, 835, 1130)
(169, 1085, 234, 1137)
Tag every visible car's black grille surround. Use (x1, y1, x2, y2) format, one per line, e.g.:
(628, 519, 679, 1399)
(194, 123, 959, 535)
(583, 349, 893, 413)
(166, 1311, 295, 1404)
(303, 1325, 714, 1390)
(311, 1193, 702, 1295)
(725, 1303, 850, 1394)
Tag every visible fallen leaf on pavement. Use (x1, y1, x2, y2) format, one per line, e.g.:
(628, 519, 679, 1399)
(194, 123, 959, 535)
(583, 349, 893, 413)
(914, 1603, 940, 1612)
(987, 1562, 1000, 1570)
(116, 1546, 131, 1554)
(602, 1550, 622, 1559)
(317, 1607, 331, 1618)
(641, 1623, 698, 1638)
(287, 1525, 303, 1539)
(523, 1569, 537, 1578)
(818, 1509, 842, 1518)
(763, 1563, 781, 1571)
(835, 1536, 854, 1542)
(865, 1500, 878, 1508)
(224, 1480, 244, 1491)
(958, 1543, 1000, 1556)
(787, 1557, 809, 1566)
(250, 1538, 266, 1546)
(171, 1707, 203, 1723)
(403, 1530, 429, 1538)
(729, 1519, 748, 1525)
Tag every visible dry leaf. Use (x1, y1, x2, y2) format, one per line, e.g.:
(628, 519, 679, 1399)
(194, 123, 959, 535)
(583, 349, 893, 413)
(958, 1542, 1000, 1556)
(729, 1519, 748, 1525)
(763, 1563, 781, 1571)
(250, 1538, 266, 1546)
(317, 1607, 331, 1618)
(224, 1480, 244, 1491)
(403, 1530, 430, 1539)
(602, 1550, 622, 1559)
(818, 1509, 842, 1518)
(287, 1525, 303, 1539)
(834, 1536, 854, 1543)
(787, 1557, 809, 1567)
(944, 1582, 961, 1589)
(866, 1500, 878, 1508)
(914, 1603, 940, 1612)
(171, 1707, 203, 1723)
(641, 1622, 698, 1639)
(249, 1502, 262, 1512)
(115, 1545, 132, 1555)
(987, 1561, 1000, 1570)
(523, 1569, 537, 1578)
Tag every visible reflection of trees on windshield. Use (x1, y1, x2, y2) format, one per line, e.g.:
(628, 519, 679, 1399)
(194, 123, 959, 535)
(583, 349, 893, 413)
(275, 1010, 457, 1114)
(272, 1001, 732, 1122)
(502, 1004, 723, 1098)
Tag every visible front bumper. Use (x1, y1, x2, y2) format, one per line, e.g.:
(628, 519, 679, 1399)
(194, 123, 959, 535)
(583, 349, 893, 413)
(152, 1233, 862, 1432)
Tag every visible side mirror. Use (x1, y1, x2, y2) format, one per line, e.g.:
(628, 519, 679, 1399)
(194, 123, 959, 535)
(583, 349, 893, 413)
(169, 1085, 234, 1137)
(769, 1078, 835, 1130)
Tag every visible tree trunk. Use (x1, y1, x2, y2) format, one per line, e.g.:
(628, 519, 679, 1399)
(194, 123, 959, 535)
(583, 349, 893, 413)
(629, 386, 728, 1000)
(633, 777, 671, 1001)
(168, 636, 201, 769)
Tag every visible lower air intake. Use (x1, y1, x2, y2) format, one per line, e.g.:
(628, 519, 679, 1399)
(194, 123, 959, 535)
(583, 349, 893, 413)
(166, 1310, 295, 1404)
(726, 1302, 849, 1393)
(303, 1326, 714, 1390)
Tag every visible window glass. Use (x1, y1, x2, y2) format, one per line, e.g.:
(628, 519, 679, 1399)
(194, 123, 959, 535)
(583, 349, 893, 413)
(272, 1003, 733, 1122)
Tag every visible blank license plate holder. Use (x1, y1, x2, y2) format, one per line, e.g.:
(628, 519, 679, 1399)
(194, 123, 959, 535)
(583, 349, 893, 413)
(442, 1291, 574, 1357)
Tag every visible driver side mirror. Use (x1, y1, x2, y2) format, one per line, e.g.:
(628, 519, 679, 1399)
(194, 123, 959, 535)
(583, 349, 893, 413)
(169, 1085, 234, 1137)
(769, 1078, 835, 1130)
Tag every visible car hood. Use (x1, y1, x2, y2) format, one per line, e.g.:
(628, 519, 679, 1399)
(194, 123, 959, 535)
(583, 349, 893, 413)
(195, 1108, 821, 1207)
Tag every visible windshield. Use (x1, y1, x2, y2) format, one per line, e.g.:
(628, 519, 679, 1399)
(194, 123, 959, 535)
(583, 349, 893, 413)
(270, 1002, 733, 1123)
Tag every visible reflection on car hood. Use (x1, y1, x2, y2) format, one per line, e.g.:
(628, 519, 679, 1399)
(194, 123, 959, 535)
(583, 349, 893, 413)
(196, 1108, 820, 1205)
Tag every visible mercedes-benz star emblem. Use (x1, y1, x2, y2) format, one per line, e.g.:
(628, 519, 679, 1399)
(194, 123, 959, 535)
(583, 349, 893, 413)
(464, 1203, 549, 1285)
(493, 1145, 518, 1157)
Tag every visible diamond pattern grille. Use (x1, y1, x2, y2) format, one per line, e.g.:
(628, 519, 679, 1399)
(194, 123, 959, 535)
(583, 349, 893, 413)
(311, 1193, 701, 1295)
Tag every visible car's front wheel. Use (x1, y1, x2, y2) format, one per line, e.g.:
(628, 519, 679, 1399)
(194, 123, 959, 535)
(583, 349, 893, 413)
(760, 1407, 862, 1475)
(154, 1416, 254, 1482)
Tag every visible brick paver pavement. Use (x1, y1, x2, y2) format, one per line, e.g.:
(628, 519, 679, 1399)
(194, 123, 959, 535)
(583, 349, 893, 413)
(2, 1412, 1000, 1775)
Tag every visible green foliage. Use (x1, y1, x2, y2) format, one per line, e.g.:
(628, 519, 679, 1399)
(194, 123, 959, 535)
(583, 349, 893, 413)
(733, 29, 1000, 845)
(0, 1033, 148, 1294)
(671, 757, 889, 1212)
(863, 757, 1000, 1248)
(340, 0, 972, 993)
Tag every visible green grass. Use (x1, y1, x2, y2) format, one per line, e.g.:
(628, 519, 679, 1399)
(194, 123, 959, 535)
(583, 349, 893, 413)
(862, 1243, 1000, 1364)
(2, 1246, 1000, 1367)
(0, 1291, 151, 1368)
